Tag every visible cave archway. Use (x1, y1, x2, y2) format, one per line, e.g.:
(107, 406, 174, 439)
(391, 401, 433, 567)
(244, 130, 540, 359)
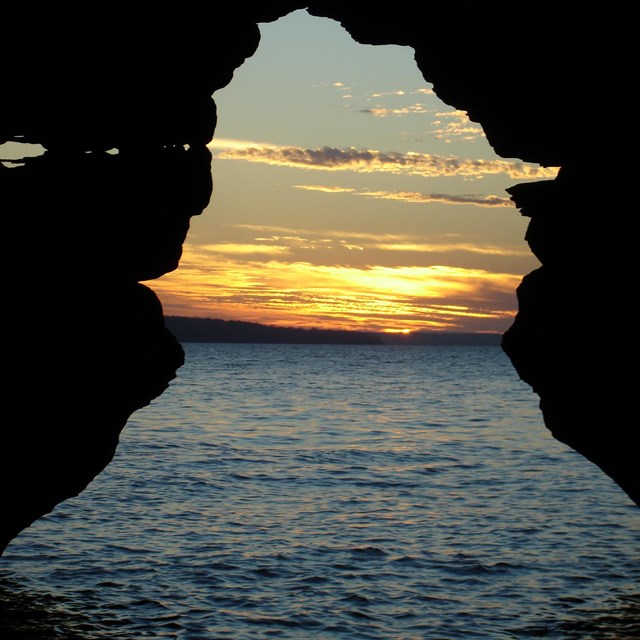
(0, 2, 635, 557)
(152, 9, 550, 336)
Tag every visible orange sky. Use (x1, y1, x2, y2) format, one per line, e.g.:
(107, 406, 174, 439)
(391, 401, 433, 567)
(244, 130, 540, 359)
(147, 10, 558, 334)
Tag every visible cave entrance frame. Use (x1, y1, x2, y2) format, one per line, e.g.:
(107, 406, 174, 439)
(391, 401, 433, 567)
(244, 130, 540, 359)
(153, 9, 543, 339)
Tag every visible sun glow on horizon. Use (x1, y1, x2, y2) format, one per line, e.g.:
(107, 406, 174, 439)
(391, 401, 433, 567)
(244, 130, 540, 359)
(150, 10, 546, 335)
(149, 244, 523, 334)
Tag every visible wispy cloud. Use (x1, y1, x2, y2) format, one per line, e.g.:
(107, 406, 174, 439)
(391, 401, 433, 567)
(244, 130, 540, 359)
(430, 110, 485, 143)
(369, 90, 407, 97)
(151, 244, 523, 332)
(200, 243, 290, 256)
(362, 190, 512, 207)
(231, 223, 371, 237)
(294, 184, 513, 207)
(359, 104, 431, 117)
(208, 139, 558, 179)
(367, 88, 434, 99)
(369, 242, 528, 257)
(225, 224, 531, 258)
(292, 185, 357, 194)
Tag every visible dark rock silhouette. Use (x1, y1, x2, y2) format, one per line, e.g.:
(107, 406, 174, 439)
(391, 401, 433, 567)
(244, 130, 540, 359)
(165, 316, 383, 345)
(0, 2, 635, 556)
(165, 316, 501, 346)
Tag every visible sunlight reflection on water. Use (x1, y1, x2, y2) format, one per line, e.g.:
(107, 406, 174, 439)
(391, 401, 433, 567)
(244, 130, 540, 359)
(1, 345, 638, 639)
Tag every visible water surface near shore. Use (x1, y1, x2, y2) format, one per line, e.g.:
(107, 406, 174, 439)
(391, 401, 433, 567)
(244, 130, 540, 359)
(2, 344, 638, 639)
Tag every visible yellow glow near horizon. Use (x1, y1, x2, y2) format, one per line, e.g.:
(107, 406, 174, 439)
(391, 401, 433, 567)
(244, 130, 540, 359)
(153, 13, 549, 335)
(149, 244, 522, 333)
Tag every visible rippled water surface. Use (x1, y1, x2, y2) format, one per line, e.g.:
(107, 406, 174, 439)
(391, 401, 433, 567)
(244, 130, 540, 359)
(1, 344, 638, 639)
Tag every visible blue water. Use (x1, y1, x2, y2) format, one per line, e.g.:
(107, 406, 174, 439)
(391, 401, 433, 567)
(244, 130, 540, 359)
(1, 344, 638, 639)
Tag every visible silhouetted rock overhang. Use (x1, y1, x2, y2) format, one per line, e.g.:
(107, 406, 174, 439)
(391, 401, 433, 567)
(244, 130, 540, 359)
(0, 2, 635, 557)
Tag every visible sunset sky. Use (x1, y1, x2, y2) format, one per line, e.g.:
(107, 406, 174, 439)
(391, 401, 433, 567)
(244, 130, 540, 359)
(9, 8, 558, 335)
(149, 10, 559, 334)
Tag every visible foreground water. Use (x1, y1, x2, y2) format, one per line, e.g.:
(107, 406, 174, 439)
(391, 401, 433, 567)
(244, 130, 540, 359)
(1, 344, 638, 639)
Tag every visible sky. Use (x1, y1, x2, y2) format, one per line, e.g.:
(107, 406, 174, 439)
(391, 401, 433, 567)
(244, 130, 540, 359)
(4, 9, 558, 335)
(148, 9, 558, 334)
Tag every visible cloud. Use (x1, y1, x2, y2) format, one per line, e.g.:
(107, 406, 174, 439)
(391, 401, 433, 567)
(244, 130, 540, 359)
(362, 190, 512, 207)
(292, 184, 357, 194)
(369, 242, 529, 257)
(201, 243, 291, 256)
(150, 244, 524, 332)
(230, 224, 410, 243)
(222, 223, 531, 259)
(430, 110, 486, 143)
(359, 104, 431, 117)
(209, 139, 558, 179)
(369, 90, 408, 97)
(295, 184, 514, 207)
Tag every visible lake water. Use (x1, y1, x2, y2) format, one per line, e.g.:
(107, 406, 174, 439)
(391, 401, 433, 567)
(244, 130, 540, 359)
(1, 344, 638, 639)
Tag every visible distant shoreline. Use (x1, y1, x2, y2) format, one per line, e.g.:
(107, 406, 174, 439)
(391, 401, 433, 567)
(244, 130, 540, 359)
(164, 316, 503, 347)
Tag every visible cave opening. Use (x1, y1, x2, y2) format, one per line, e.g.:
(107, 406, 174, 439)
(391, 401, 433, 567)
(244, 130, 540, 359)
(1, 6, 637, 637)
(150, 9, 552, 338)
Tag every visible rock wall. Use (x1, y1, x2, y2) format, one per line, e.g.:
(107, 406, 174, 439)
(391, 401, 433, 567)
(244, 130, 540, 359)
(305, 4, 637, 506)
(1, 2, 635, 555)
